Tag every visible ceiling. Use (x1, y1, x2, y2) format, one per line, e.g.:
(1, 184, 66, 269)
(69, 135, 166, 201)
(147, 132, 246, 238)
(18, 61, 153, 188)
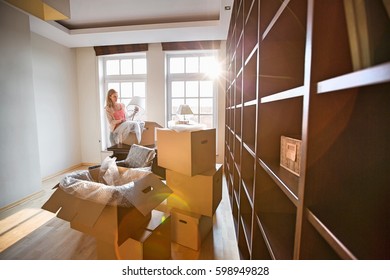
(15, 0, 233, 48)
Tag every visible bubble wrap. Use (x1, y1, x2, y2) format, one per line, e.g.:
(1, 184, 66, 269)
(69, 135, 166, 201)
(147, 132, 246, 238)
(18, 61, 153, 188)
(58, 168, 151, 207)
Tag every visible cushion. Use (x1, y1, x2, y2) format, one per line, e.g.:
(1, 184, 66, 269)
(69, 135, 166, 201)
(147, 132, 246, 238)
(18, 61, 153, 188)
(124, 144, 156, 168)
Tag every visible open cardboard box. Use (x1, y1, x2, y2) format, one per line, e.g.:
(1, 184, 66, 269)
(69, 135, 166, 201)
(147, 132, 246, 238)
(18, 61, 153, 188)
(123, 121, 162, 146)
(42, 166, 172, 248)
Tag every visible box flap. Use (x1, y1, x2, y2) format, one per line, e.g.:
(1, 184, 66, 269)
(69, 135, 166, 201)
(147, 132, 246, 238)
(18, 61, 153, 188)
(70, 198, 108, 227)
(130, 173, 172, 216)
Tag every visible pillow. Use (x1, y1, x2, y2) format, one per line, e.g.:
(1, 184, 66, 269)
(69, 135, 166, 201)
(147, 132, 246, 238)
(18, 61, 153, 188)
(124, 144, 156, 168)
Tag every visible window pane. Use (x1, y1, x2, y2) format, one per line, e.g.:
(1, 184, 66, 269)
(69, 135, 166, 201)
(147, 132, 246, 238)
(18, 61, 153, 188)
(172, 81, 184, 97)
(121, 82, 132, 98)
(200, 115, 213, 128)
(200, 81, 213, 97)
(186, 57, 199, 73)
(186, 81, 198, 97)
(106, 60, 119, 75)
(133, 58, 147, 74)
(170, 57, 184, 73)
(186, 99, 198, 114)
(121, 59, 132, 74)
(133, 82, 145, 97)
(200, 98, 213, 114)
(199, 56, 214, 73)
(107, 82, 119, 93)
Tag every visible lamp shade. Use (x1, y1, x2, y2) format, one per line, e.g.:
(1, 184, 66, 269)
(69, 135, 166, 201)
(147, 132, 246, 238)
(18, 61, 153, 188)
(176, 104, 193, 115)
(126, 96, 145, 120)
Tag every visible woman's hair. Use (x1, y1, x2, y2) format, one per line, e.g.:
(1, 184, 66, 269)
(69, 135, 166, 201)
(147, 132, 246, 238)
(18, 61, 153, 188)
(106, 89, 118, 108)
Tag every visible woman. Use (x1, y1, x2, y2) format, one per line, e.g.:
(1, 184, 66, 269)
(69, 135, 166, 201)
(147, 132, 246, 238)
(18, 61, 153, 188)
(105, 89, 128, 132)
(105, 89, 144, 145)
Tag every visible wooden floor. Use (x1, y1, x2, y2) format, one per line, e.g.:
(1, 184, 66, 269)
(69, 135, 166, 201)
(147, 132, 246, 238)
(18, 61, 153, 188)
(0, 166, 240, 260)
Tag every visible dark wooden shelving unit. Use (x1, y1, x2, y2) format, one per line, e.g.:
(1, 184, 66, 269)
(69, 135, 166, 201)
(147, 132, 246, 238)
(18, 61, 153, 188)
(224, 0, 390, 260)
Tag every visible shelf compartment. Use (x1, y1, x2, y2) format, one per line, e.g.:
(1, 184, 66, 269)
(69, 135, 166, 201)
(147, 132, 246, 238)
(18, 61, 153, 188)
(258, 159, 299, 205)
(305, 82, 390, 259)
(232, 191, 239, 234)
(243, 0, 259, 62)
(242, 103, 256, 151)
(236, 36, 244, 77)
(234, 106, 242, 136)
(234, 135, 241, 168)
(241, 145, 255, 203)
(312, 0, 390, 83)
(258, 0, 307, 98)
(259, 0, 288, 38)
(254, 165, 297, 259)
(225, 164, 233, 201)
(317, 62, 390, 94)
(252, 217, 273, 260)
(257, 96, 303, 169)
(238, 220, 251, 260)
(243, 49, 258, 103)
(233, 161, 240, 198)
(239, 183, 253, 250)
(235, 71, 242, 105)
(303, 209, 355, 260)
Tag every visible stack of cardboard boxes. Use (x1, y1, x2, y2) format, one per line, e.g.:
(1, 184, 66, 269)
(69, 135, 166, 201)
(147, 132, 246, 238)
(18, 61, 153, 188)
(156, 128, 222, 250)
(42, 167, 172, 260)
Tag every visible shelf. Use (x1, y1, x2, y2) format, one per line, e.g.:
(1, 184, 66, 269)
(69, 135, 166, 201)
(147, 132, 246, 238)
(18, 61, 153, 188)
(261, 86, 305, 103)
(317, 62, 390, 94)
(225, 0, 389, 260)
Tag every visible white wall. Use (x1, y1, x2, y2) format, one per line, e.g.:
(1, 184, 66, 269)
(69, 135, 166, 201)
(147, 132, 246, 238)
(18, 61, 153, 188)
(0, 2, 41, 208)
(146, 43, 166, 126)
(76, 47, 101, 165)
(31, 33, 81, 178)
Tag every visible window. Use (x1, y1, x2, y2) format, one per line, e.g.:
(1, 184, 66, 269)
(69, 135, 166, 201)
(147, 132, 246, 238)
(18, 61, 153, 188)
(166, 51, 220, 128)
(100, 53, 147, 149)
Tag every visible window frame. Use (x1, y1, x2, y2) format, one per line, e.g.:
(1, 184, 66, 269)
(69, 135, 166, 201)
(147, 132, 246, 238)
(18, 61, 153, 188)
(99, 52, 147, 149)
(165, 50, 219, 129)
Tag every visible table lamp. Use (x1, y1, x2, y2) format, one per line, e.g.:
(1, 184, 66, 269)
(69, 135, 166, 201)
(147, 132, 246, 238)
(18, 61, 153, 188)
(127, 96, 144, 120)
(176, 104, 193, 124)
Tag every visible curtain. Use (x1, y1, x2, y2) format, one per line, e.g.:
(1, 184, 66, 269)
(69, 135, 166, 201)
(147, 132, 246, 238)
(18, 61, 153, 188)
(94, 44, 148, 56)
(161, 40, 221, 51)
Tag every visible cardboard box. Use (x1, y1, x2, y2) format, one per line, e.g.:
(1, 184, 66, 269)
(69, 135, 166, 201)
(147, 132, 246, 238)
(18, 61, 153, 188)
(42, 167, 172, 249)
(280, 136, 302, 176)
(171, 208, 213, 251)
(156, 128, 216, 176)
(166, 164, 222, 217)
(123, 121, 162, 146)
(117, 210, 171, 260)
